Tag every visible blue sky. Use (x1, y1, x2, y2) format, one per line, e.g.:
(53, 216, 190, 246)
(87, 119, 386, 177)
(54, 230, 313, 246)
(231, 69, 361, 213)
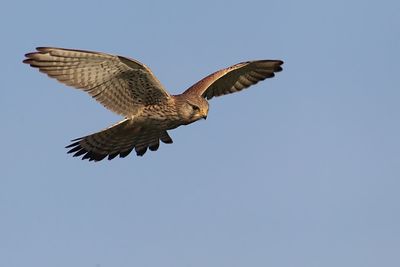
(1, 0, 400, 266)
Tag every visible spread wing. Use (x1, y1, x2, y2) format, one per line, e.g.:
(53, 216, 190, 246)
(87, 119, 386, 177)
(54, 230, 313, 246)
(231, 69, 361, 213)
(183, 60, 283, 100)
(23, 47, 171, 117)
(66, 119, 174, 161)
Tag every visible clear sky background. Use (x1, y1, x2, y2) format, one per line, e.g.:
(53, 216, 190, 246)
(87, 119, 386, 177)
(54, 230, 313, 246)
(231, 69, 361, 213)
(1, 0, 399, 266)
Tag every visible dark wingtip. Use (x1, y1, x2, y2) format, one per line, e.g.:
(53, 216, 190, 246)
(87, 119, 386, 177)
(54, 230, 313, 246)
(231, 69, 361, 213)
(66, 141, 81, 149)
(23, 48, 54, 64)
(36, 47, 52, 52)
(70, 136, 85, 142)
(66, 141, 108, 162)
(23, 52, 38, 64)
(108, 153, 119, 160)
(119, 148, 134, 158)
(136, 147, 148, 157)
(149, 143, 160, 151)
(24, 52, 36, 58)
(66, 145, 82, 154)
(82, 153, 92, 160)
(161, 138, 173, 144)
(22, 58, 32, 64)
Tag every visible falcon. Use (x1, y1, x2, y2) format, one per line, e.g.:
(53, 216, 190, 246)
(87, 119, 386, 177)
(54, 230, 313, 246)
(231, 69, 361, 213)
(23, 47, 283, 161)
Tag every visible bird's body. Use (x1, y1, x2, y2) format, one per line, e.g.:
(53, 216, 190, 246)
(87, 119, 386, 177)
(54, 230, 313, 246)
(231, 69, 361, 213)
(23, 47, 283, 161)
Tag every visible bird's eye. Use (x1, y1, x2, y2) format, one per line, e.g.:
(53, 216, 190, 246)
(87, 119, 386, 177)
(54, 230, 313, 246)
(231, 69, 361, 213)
(192, 105, 200, 112)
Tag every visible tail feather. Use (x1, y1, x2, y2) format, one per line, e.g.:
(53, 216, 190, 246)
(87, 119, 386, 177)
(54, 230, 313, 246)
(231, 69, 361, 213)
(66, 119, 173, 161)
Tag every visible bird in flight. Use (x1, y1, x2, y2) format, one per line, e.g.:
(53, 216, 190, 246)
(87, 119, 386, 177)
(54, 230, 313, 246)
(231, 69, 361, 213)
(24, 47, 283, 161)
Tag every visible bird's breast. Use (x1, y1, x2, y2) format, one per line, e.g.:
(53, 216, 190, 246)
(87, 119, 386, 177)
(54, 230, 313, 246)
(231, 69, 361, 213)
(138, 104, 182, 130)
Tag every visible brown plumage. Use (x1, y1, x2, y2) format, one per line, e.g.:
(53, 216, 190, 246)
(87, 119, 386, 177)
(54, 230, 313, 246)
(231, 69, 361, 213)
(23, 47, 283, 161)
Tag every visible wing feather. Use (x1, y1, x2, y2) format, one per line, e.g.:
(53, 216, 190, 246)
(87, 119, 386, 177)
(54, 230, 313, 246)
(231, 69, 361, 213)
(184, 60, 283, 100)
(23, 47, 171, 117)
(66, 119, 173, 161)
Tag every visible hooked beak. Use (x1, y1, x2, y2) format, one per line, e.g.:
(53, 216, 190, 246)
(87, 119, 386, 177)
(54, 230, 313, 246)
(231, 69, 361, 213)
(201, 111, 208, 120)
(200, 109, 208, 120)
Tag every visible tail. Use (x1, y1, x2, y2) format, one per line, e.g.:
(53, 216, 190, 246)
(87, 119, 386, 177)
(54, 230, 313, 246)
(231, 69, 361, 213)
(66, 119, 173, 161)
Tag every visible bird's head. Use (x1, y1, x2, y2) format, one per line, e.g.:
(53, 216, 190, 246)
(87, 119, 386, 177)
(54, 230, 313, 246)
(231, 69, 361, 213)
(176, 95, 209, 124)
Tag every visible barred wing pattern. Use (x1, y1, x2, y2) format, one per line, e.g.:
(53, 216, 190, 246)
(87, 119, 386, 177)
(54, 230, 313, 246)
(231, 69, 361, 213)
(66, 119, 173, 161)
(23, 47, 171, 117)
(184, 60, 283, 100)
